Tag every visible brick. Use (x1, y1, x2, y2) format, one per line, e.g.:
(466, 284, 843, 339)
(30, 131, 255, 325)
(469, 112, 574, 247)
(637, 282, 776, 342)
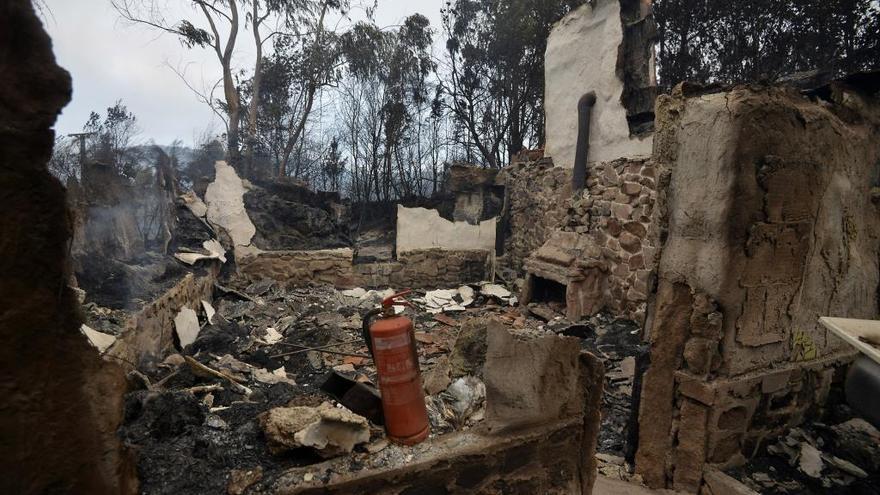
(673, 399, 709, 492)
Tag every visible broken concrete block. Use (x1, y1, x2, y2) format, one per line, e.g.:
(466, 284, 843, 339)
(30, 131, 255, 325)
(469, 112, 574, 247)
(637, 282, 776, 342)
(174, 307, 200, 348)
(259, 402, 369, 457)
(484, 319, 583, 430)
(424, 354, 452, 395)
(80, 324, 116, 353)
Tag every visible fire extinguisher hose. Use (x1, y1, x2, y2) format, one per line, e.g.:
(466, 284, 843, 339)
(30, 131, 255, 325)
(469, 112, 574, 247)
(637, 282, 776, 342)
(361, 307, 383, 359)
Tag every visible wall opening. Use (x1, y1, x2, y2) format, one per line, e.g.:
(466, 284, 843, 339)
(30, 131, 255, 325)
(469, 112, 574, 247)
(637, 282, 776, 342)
(530, 276, 567, 307)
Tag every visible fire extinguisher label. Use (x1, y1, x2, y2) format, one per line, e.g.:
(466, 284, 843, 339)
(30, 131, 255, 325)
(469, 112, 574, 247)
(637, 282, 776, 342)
(373, 332, 411, 350)
(374, 333, 421, 405)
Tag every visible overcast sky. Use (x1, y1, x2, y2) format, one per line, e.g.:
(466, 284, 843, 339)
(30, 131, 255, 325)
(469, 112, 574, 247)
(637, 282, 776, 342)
(42, 0, 444, 147)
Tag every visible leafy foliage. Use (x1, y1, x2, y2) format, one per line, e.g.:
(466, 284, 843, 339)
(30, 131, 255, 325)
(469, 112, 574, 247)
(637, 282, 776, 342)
(654, 0, 880, 87)
(440, 0, 586, 167)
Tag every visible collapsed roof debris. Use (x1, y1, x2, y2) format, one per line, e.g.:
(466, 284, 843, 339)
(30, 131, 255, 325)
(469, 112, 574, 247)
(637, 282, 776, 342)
(105, 277, 605, 493)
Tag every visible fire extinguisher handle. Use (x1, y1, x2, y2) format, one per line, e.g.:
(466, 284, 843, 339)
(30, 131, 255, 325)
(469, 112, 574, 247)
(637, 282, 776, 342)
(361, 307, 383, 359)
(382, 289, 413, 308)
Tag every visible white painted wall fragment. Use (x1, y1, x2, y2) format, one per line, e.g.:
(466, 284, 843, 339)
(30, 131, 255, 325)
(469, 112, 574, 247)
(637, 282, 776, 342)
(80, 324, 116, 353)
(396, 206, 496, 253)
(174, 307, 201, 348)
(204, 161, 257, 250)
(544, 0, 652, 167)
(174, 239, 227, 265)
(180, 191, 208, 218)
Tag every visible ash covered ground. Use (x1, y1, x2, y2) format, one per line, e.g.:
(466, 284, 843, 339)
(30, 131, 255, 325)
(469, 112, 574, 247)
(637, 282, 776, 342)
(102, 277, 644, 494)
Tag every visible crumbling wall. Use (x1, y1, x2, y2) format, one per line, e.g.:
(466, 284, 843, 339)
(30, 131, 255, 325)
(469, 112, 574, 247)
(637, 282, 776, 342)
(0, 1, 133, 491)
(446, 164, 504, 224)
(261, 321, 605, 495)
(108, 271, 218, 367)
(238, 248, 491, 289)
(396, 205, 496, 254)
(521, 157, 661, 322)
(244, 179, 350, 251)
(635, 85, 880, 492)
(544, 0, 653, 167)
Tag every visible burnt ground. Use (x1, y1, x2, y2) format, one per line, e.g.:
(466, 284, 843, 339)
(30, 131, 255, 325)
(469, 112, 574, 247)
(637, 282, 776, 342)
(727, 396, 880, 494)
(112, 277, 647, 494)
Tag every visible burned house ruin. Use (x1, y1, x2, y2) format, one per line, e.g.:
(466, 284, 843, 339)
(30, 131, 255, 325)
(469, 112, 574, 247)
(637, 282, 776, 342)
(3, 0, 880, 494)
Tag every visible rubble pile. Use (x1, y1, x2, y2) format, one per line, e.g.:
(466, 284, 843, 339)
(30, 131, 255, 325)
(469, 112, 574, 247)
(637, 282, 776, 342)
(729, 412, 880, 494)
(109, 275, 644, 494)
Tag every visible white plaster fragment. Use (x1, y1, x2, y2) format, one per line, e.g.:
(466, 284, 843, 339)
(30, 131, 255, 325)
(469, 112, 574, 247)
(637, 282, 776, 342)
(798, 443, 824, 478)
(254, 366, 296, 386)
(262, 327, 283, 345)
(201, 300, 216, 325)
(204, 160, 257, 248)
(80, 324, 116, 353)
(174, 239, 227, 265)
(480, 283, 512, 299)
(174, 307, 201, 348)
(180, 191, 208, 218)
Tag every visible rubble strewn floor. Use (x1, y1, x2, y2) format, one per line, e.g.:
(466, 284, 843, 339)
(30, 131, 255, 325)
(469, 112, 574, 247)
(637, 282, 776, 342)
(726, 401, 880, 494)
(100, 277, 647, 494)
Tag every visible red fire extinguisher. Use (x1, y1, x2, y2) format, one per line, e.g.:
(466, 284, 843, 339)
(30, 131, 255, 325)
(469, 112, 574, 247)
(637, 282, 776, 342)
(362, 290, 430, 445)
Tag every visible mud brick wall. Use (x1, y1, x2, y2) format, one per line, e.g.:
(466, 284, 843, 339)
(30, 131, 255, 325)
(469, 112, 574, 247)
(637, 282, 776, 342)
(109, 270, 218, 367)
(500, 157, 572, 273)
(635, 85, 880, 492)
(238, 248, 490, 289)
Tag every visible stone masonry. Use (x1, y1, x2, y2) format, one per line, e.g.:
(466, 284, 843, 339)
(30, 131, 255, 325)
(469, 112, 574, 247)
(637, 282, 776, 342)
(504, 154, 661, 323)
(238, 248, 491, 290)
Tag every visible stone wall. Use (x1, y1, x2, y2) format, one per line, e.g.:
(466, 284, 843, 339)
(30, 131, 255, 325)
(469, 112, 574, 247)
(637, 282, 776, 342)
(109, 270, 218, 368)
(238, 248, 491, 290)
(504, 154, 661, 322)
(635, 84, 880, 492)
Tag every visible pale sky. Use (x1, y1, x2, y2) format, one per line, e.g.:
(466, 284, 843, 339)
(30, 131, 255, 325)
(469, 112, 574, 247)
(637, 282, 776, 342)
(42, 0, 444, 147)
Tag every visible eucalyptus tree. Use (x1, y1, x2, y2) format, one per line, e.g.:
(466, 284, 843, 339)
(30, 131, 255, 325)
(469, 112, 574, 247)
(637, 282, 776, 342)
(439, 0, 584, 168)
(112, 0, 346, 177)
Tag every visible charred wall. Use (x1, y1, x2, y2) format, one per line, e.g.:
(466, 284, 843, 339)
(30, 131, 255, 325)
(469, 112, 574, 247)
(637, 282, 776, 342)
(0, 1, 132, 492)
(635, 84, 880, 491)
